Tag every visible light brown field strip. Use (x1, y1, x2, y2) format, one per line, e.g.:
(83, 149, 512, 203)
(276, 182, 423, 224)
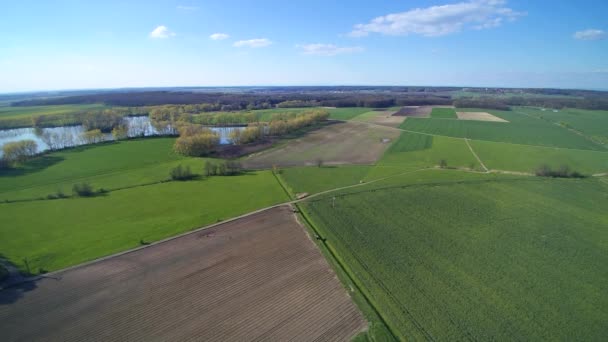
(456, 111, 509, 122)
(0, 206, 366, 341)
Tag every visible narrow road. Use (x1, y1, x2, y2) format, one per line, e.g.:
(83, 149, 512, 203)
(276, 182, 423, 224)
(464, 138, 489, 172)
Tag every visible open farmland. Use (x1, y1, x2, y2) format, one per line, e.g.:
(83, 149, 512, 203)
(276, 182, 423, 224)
(470, 139, 608, 175)
(401, 110, 606, 150)
(327, 107, 371, 120)
(393, 106, 432, 117)
(373, 132, 481, 174)
(0, 104, 107, 129)
(0, 138, 204, 201)
(430, 107, 457, 118)
(0, 206, 366, 341)
(243, 121, 399, 168)
(515, 107, 608, 146)
(301, 177, 608, 341)
(352, 109, 405, 127)
(456, 111, 508, 122)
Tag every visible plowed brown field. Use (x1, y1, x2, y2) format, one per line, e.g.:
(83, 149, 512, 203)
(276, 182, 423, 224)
(0, 206, 366, 341)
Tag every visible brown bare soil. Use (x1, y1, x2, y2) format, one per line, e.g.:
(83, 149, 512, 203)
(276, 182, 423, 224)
(393, 106, 433, 117)
(456, 111, 509, 122)
(243, 121, 399, 169)
(0, 206, 366, 341)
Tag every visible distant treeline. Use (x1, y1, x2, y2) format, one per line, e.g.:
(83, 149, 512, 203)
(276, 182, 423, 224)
(13, 91, 452, 108)
(455, 96, 608, 110)
(12, 87, 608, 111)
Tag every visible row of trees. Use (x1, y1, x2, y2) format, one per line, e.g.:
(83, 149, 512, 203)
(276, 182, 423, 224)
(229, 109, 330, 146)
(535, 165, 585, 178)
(455, 96, 608, 111)
(170, 161, 243, 181)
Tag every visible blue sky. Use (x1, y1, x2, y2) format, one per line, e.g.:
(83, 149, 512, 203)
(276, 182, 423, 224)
(1, 0, 607, 92)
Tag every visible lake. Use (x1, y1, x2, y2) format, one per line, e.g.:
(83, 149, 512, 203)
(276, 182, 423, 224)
(0, 116, 244, 156)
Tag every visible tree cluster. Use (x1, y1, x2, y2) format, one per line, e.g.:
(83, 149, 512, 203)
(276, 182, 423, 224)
(535, 165, 585, 178)
(203, 160, 243, 176)
(170, 164, 195, 181)
(82, 110, 124, 132)
(2, 140, 37, 165)
(229, 109, 329, 145)
(173, 125, 220, 157)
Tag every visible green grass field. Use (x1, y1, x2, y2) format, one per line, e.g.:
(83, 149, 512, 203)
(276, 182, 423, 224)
(374, 132, 481, 172)
(0, 137, 290, 272)
(0, 138, 210, 201)
(278, 165, 372, 195)
(0, 104, 107, 128)
(470, 139, 608, 175)
(301, 176, 608, 341)
(430, 107, 457, 118)
(401, 109, 606, 151)
(327, 107, 372, 120)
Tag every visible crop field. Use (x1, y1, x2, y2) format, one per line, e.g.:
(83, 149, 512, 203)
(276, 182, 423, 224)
(515, 107, 608, 145)
(0, 206, 366, 341)
(327, 107, 371, 120)
(401, 111, 605, 150)
(352, 109, 405, 127)
(301, 177, 608, 341)
(456, 111, 508, 122)
(278, 165, 372, 196)
(0, 104, 107, 129)
(470, 139, 608, 175)
(430, 107, 457, 118)
(377, 132, 481, 171)
(243, 121, 399, 169)
(393, 106, 432, 117)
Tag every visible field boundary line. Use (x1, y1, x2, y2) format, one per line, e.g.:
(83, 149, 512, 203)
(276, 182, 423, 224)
(464, 138, 489, 172)
(294, 203, 400, 341)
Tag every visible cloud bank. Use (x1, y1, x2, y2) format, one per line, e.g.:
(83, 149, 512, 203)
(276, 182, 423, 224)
(149, 25, 174, 39)
(350, 0, 524, 37)
(210, 33, 230, 40)
(298, 44, 364, 56)
(573, 29, 606, 41)
(233, 38, 273, 48)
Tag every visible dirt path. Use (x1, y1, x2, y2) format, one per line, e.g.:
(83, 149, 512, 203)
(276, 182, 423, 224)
(464, 138, 489, 172)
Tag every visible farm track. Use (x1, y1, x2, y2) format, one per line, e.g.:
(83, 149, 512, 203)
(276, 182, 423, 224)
(0, 206, 366, 341)
(464, 138, 489, 172)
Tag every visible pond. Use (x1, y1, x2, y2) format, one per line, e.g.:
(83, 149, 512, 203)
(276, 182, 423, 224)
(0, 116, 244, 157)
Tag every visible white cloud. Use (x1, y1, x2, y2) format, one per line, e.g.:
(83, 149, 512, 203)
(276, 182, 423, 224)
(210, 33, 230, 40)
(177, 5, 199, 11)
(350, 0, 524, 37)
(297, 43, 364, 56)
(573, 29, 606, 41)
(233, 38, 273, 48)
(149, 25, 175, 39)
